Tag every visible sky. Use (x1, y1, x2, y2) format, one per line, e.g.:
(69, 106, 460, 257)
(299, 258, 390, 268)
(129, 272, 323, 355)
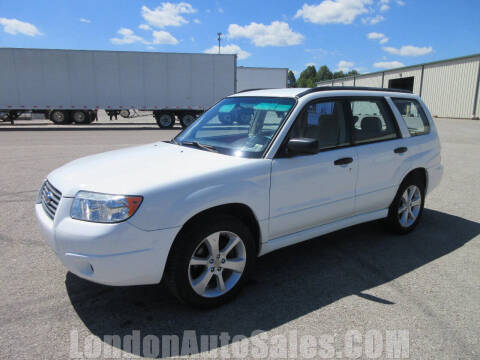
(0, 0, 479, 77)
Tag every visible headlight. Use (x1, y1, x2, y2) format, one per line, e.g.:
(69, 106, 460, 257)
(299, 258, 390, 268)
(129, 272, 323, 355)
(71, 191, 143, 223)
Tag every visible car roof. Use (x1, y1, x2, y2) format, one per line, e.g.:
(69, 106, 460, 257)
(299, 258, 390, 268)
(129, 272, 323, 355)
(229, 86, 413, 99)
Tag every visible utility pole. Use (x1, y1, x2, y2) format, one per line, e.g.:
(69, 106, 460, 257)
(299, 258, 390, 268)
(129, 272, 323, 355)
(217, 32, 222, 54)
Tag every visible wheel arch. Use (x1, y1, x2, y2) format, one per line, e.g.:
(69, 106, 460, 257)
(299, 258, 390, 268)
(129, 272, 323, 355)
(403, 167, 428, 191)
(393, 167, 428, 204)
(172, 203, 262, 256)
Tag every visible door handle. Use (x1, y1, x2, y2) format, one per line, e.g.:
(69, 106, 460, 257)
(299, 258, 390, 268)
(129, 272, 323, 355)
(394, 147, 408, 154)
(334, 157, 353, 166)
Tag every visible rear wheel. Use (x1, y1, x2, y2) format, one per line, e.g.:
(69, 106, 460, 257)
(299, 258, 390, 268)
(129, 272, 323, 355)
(166, 215, 255, 308)
(72, 110, 89, 124)
(180, 113, 196, 128)
(155, 113, 175, 128)
(50, 110, 68, 124)
(387, 176, 425, 234)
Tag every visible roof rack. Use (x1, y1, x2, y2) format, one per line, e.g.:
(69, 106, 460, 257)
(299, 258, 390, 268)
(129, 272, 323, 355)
(297, 86, 412, 98)
(236, 88, 272, 93)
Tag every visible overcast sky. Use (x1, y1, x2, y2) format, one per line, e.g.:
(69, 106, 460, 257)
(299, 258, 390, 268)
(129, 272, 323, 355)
(1, 0, 479, 76)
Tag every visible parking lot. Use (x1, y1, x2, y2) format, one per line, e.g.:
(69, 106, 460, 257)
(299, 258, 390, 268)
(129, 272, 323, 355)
(1, 116, 479, 359)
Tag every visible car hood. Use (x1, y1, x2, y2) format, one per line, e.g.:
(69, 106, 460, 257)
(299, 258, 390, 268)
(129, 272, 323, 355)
(47, 141, 256, 197)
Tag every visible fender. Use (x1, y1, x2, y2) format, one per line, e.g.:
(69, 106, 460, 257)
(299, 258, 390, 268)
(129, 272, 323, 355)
(128, 160, 272, 232)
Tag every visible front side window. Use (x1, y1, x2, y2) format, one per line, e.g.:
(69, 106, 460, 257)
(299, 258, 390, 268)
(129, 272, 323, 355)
(350, 99, 398, 144)
(392, 98, 430, 136)
(175, 97, 295, 158)
(290, 100, 349, 150)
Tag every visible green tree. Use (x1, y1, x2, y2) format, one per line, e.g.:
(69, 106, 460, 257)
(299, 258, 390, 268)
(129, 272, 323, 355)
(333, 69, 359, 79)
(315, 65, 333, 82)
(287, 70, 297, 88)
(296, 65, 317, 88)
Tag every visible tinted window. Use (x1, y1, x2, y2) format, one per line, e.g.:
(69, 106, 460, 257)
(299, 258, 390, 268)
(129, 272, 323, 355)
(392, 98, 430, 136)
(175, 97, 295, 158)
(350, 99, 398, 144)
(290, 100, 349, 150)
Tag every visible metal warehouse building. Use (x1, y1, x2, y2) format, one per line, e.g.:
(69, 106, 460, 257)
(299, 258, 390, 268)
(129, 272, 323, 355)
(316, 53, 480, 119)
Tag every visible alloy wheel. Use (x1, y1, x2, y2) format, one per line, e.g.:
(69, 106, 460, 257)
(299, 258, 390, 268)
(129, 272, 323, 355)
(188, 231, 246, 298)
(398, 185, 422, 227)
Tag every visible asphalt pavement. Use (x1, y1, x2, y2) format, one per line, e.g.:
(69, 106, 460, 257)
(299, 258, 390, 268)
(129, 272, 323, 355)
(0, 116, 479, 359)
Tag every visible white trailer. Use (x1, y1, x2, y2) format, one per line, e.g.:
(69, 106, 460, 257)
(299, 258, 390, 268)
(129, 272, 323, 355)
(236, 66, 288, 92)
(0, 48, 236, 127)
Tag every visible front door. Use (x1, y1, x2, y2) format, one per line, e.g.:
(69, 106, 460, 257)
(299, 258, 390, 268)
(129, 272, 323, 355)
(269, 99, 357, 239)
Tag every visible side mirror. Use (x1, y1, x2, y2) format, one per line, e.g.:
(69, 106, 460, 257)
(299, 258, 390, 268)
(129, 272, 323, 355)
(287, 138, 318, 155)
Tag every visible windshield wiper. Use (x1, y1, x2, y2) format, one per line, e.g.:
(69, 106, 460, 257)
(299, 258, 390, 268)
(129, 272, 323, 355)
(181, 141, 218, 153)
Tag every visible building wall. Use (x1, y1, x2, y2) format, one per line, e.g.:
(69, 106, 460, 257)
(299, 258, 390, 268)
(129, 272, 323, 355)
(354, 74, 383, 87)
(315, 54, 480, 119)
(421, 57, 480, 118)
(477, 77, 480, 119)
(383, 66, 423, 94)
(332, 78, 355, 86)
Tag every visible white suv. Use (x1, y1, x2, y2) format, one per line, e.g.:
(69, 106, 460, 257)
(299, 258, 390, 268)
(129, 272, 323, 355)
(36, 87, 443, 307)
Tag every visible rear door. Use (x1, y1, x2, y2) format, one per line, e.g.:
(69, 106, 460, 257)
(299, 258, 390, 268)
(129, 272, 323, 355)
(349, 97, 409, 215)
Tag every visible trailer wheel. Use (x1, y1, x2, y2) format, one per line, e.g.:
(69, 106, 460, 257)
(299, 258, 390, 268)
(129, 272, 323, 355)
(72, 110, 89, 124)
(155, 113, 175, 128)
(180, 113, 196, 128)
(8, 111, 21, 120)
(120, 109, 130, 118)
(218, 113, 234, 125)
(50, 110, 68, 124)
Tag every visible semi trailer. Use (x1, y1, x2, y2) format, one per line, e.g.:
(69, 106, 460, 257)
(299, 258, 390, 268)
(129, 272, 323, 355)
(0, 48, 236, 128)
(236, 66, 288, 92)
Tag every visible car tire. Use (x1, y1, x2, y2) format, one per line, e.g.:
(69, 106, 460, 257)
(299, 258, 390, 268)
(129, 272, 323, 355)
(387, 175, 425, 234)
(165, 214, 255, 308)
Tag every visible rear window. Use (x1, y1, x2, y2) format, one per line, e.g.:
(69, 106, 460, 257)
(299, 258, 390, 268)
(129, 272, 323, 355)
(392, 98, 430, 136)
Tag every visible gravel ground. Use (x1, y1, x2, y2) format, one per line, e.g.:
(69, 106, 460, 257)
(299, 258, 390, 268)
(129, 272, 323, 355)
(0, 117, 479, 359)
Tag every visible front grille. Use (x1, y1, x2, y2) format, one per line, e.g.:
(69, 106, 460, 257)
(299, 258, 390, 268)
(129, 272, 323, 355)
(40, 180, 62, 219)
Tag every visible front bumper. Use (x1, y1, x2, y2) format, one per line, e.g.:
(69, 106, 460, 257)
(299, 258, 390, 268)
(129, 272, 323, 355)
(35, 198, 180, 286)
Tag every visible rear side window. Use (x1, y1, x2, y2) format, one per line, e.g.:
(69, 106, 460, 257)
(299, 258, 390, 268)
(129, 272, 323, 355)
(392, 98, 430, 136)
(350, 99, 398, 144)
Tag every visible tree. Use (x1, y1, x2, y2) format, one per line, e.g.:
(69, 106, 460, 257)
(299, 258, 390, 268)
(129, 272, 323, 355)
(333, 69, 359, 79)
(315, 65, 333, 82)
(287, 70, 297, 88)
(296, 65, 317, 88)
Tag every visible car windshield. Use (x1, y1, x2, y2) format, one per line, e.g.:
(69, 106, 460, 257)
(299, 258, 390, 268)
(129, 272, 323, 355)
(174, 97, 296, 158)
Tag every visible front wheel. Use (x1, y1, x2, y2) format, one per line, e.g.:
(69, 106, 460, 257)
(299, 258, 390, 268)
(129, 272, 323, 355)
(165, 215, 255, 308)
(387, 177, 425, 234)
